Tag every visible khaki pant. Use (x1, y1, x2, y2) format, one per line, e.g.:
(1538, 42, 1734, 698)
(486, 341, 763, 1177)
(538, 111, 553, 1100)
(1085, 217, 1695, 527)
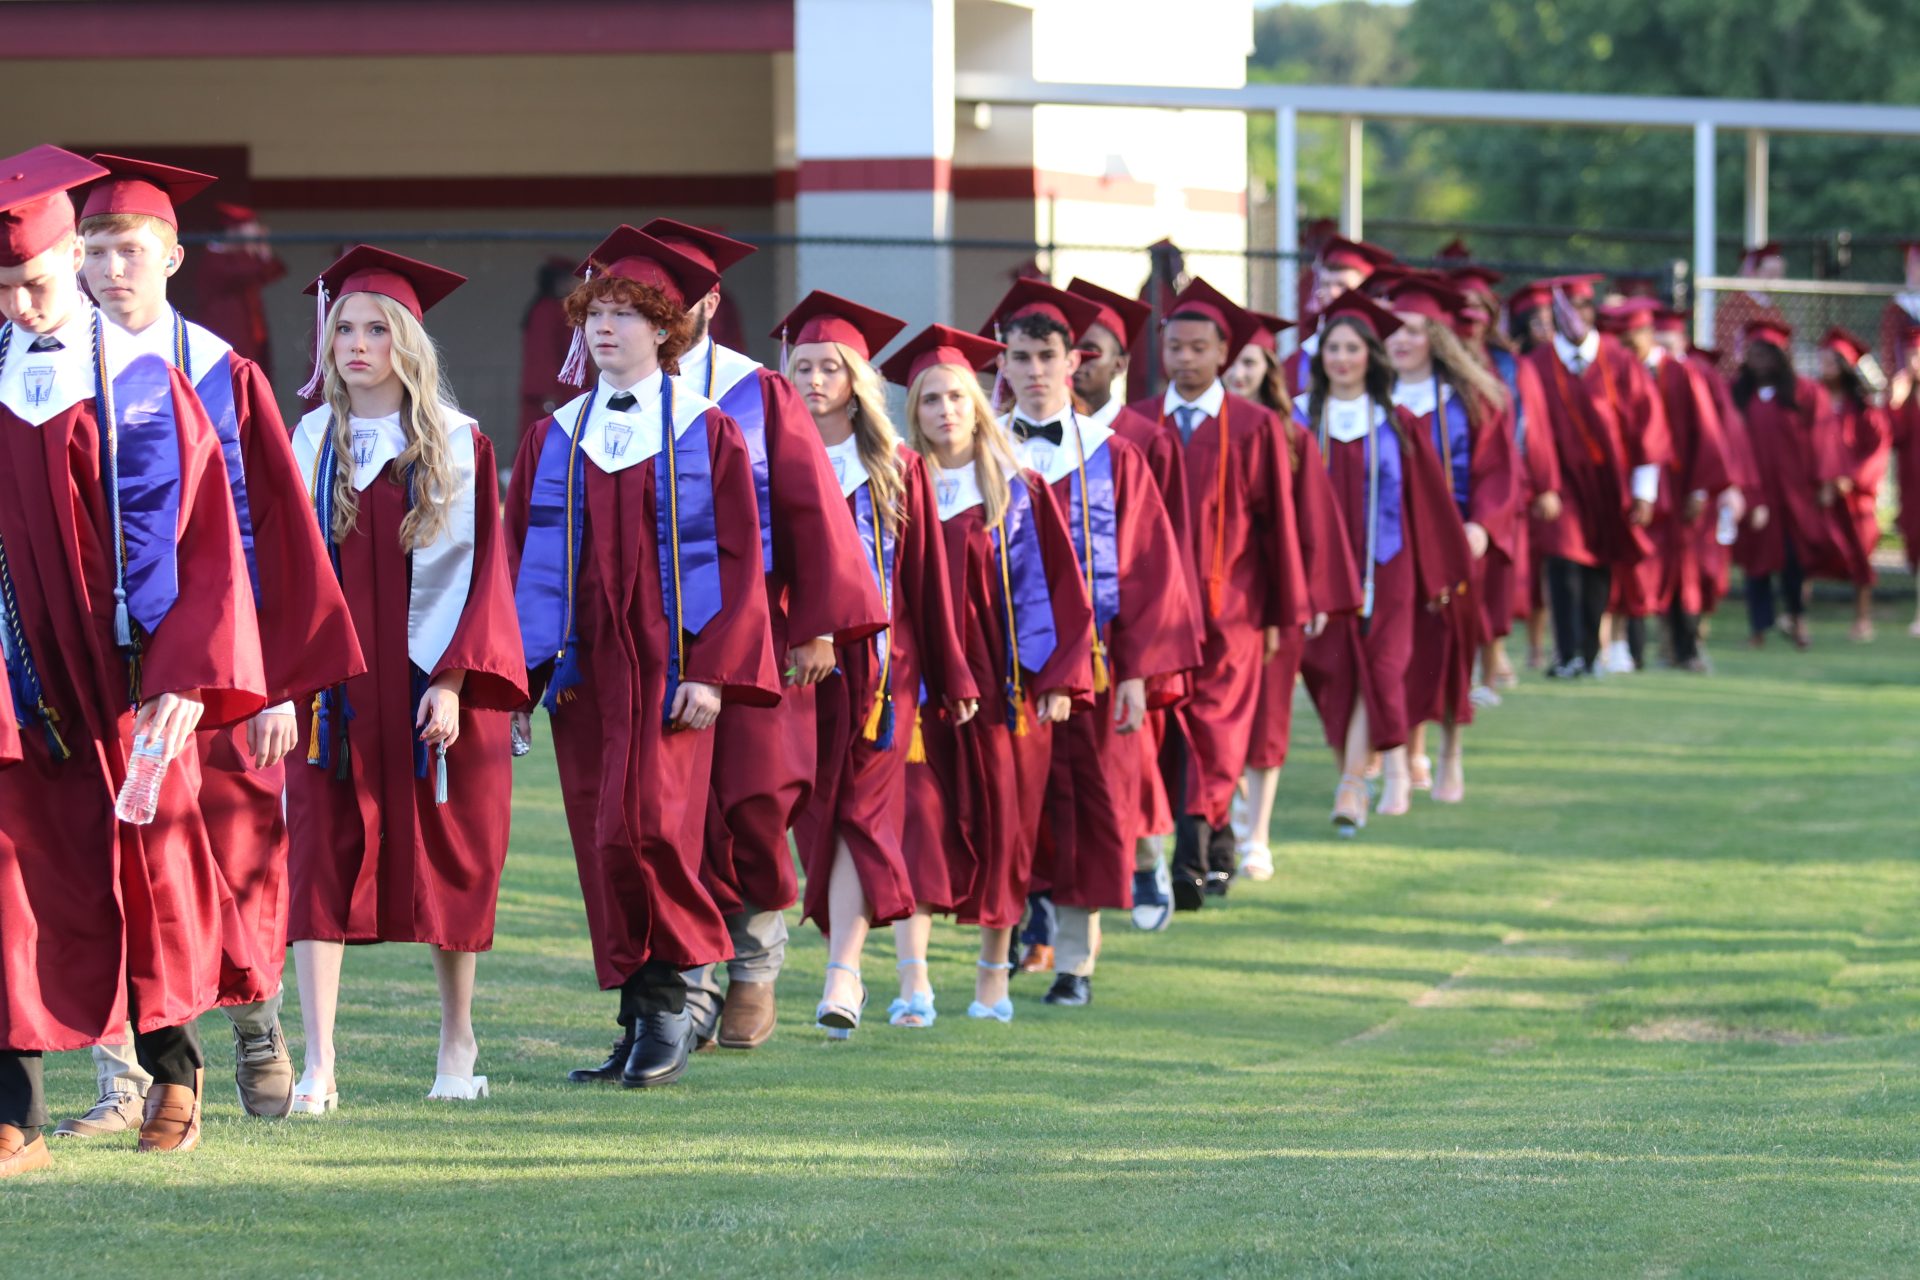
(1053, 906, 1102, 977)
(91, 990, 281, 1097)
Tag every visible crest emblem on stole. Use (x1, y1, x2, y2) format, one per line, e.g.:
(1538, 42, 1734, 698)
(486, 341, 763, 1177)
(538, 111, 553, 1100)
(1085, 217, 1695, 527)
(352, 427, 378, 468)
(936, 477, 960, 512)
(603, 420, 633, 459)
(23, 364, 54, 408)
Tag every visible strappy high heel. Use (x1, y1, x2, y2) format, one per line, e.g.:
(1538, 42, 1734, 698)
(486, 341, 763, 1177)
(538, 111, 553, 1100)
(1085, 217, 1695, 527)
(427, 1073, 490, 1101)
(289, 1070, 338, 1116)
(888, 957, 937, 1028)
(967, 960, 1014, 1023)
(1331, 773, 1368, 838)
(815, 961, 868, 1040)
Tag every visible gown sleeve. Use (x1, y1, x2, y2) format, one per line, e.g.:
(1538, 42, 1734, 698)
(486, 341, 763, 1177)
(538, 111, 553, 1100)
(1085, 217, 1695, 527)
(1467, 392, 1520, 560)
(761, 372, 887, 646)
(1292, 430, 1363, 618)
(1105, 438, 1200, 686)
(901, 451, 977, 707)
(429, 429, 530, 712)
(1393, 407, 1476, 610)
(229, 355, 365, 705)
(1251, 403, 1309, 632)
(684, 409, 781, 705)
(142, 369, 267, 728)
(501, 415, 548, 708)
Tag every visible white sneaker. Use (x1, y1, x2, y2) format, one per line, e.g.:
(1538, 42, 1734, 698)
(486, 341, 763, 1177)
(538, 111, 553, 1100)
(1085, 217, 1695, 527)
(1469, 684, 1502, 709)
(1131, 853, 1173, 932)
(1601, 640, 1635, 674)
(1238, 842, 1274, 882)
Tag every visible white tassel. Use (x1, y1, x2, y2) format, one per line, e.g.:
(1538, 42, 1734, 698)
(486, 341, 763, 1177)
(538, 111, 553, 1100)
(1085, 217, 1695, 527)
(559, 265, 591, 387)
(296, 280, 328, 399)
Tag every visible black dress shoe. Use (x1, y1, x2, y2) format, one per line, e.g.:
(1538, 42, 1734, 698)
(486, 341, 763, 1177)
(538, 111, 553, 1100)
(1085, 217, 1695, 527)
(567, 1027, 636, 1083)
(1042, 974, 1091, 1006)
(621, 1010, 693, 1089)
(1203, 871, 1231, 898)
(1171, 875, 1205, 912)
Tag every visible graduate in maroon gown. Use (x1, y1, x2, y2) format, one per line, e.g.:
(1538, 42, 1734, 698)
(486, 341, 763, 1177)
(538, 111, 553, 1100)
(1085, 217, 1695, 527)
(1067, 276, 1191, 925)
(1622, 304, 1733, 673)
(518, 256, 577, 449)
(1452, 264, 1562, 693)
(190, 201, 286, 379)
(284, 248, 525, 1112)
(70, 155, 362, 1127)
(1297, 290, 1473, 834)
(986, 279, 1198, 1008)
(639, 219, 886, 1053)
(776, 294, 979, 1035)
(1687, 340, 1757, 622)
(1887, 332, 1920, 637)
(1287, 236, 1397, 398)
(1382, 272, 1515, 806)
(507, 227, 778, 1089)
(1711, 243, 1791, 382)
(1733, 320, 1855, 649)
(1815, 328, 1890, 642)
(1506, 284, 1565, 669)
(889, 326, 1092, 1023)
(1127, 278, 1308, 908)
(0, 147, 268, 1173)
(1523, 275, 1670, 677)
(1222, 309, 1361, 879)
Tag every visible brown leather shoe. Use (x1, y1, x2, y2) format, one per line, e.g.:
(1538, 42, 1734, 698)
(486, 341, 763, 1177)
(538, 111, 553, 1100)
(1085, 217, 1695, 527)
(716, 980, 777, 1049)
(138, 1070, 201, 1154)
(53, 1088, 145, 1139)
(1016, 944, 1054, 974)
(0, 1126, 52, 1178)
(233, 1022, 295, 1117)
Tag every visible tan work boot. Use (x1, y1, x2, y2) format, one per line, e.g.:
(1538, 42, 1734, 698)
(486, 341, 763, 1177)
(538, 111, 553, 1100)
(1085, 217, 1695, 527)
(0, 1125, 52, 1178)
(138, 1069, 202, 1154)
(53, 1088, 145, 1139)
(234, 1022, 295, 1117)
(716, 980, 778, 1049)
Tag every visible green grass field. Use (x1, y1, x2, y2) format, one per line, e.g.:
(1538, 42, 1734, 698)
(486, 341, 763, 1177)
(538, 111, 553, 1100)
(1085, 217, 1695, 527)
(7, 596, 1919, 1278)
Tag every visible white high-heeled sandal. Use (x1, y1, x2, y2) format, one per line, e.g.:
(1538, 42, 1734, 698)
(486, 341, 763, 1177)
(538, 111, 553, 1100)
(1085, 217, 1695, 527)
(427, 1073, 490, 1101)
(290, 1073, 339, 1115)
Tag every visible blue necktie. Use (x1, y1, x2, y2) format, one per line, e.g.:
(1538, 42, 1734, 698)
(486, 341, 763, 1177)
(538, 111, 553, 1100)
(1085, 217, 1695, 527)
(1176, 405, 1199, 442)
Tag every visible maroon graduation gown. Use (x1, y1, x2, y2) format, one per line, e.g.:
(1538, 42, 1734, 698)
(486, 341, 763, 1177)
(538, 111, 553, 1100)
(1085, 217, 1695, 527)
(1893, 396, 1920, 571)
(190, 248, 286, 379)
(1526, 338, 1666, 575)
(0, 681, 17, 767)
(1038, 431, 1199, 912)
(1302, 406, 1473, 753)
(201, 354, 363, 1004)
(1498, 354, 1563, 625)
(1249, 429, 1361, 770)
(903, 470, 1092, 929)
(288, 427, 525, 952)
(1737, 380, 1857, 583)
(1693, 356, 1754, 610)
(1405, 390, 1515, 729)
(1646, 356, 1733, 616)
(506, 409, 778, 985)
(1126, 391, 1308, 828)
(798, 449, 977, 931)
(702, 370, 886, 919)
(1822, 399, 1889, 586)
(1, 358, 266, 1052)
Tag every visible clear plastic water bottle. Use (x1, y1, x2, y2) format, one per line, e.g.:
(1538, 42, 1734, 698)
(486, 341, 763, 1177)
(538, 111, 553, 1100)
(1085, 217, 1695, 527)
(1715, 501, 1739, 546)
(114, 733, 168, 825)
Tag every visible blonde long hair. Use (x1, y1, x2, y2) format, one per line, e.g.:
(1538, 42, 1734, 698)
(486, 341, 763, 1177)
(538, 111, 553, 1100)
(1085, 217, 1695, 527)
(904, 364, 1024, 530)
(319, 292, 461, 551)
(1422, 314, 1510, 429)
(787, 342, 906, 537)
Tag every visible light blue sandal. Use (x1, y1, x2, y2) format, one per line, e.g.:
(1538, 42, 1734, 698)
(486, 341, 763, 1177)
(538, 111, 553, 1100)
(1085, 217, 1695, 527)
(815, 961, 867, 1041)
(888, 957, 937, 1028)
(967, 959, 1015, 1023)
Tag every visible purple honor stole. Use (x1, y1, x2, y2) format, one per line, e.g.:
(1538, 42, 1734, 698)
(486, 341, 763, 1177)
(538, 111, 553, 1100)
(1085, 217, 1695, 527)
(174, 315, 261, 599)
(517, 377, 723, 724)
(1066, 438, 1121, 643)
(97, 317, 187, 700)
(851, 482, 899, 748)
(990, 478, 1059, 731)
(304, 426, 354, 774)
(715, 370, 774, 574)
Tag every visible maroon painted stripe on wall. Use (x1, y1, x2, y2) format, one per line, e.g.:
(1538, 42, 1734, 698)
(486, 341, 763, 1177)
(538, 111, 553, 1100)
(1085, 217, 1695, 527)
(251, 174, 781, 210)
(0, 0, 792, 58)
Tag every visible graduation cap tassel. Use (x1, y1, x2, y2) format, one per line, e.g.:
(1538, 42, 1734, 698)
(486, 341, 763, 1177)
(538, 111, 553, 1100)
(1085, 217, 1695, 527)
(296, 280, 328, 399)
(906, 708, 926, 764)
(307, 693, 323, 765)
(112, 588, 131, 648)
(559, 265, 593, 387)
(1091, 637, 1110, 696)
(434, 742, 448, 806)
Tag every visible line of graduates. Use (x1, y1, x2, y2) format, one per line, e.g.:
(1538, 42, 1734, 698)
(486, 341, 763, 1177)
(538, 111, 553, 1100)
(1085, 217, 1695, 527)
(2, 136, 1909, 1182)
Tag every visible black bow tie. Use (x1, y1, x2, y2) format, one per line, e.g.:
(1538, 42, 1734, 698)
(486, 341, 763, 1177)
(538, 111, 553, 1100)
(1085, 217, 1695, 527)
(27, 335, 63, 353)
(1012, 418, 1063, 446)
(606, 391, 637, 412)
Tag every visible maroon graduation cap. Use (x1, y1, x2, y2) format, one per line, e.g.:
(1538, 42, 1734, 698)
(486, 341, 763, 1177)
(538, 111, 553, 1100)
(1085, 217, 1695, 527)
(0, 145, 109, 267)
(641, 217, 757, 277)
(1066, 276, 1153, 351)
(879, 323, 1005, 387)
(81, 153, 216, 229)
(981, 277, 1103, 346)
(1166, 276, 1262, 356)
(1316, 287, 1404, 341)
(770, 290, 906, 363)
(297, 244, 467, 396)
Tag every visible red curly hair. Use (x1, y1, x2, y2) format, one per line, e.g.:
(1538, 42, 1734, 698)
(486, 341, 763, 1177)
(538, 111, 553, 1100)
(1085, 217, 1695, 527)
(563, 274, 698, 376)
